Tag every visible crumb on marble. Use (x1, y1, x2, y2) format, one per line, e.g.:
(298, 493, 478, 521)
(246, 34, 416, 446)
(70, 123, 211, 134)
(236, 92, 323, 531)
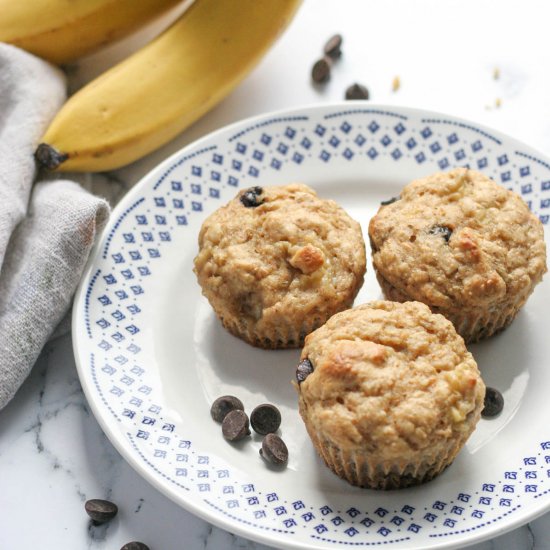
(392, 75, 400, 92)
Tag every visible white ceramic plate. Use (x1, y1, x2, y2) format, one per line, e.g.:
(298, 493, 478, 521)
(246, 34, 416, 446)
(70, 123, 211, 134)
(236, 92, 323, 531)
(73, 104, 550, 549)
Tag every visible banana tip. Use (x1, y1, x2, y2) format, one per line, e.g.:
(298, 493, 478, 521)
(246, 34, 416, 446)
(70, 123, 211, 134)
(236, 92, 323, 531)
(35, 143, 68, 170)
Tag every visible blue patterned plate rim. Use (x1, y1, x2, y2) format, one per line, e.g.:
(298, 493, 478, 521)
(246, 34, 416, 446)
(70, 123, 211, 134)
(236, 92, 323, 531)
(72, 102, 550, 550)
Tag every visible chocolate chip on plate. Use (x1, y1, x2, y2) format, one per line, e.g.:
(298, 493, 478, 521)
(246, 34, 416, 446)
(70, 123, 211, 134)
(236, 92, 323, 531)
(240, 186, 264, 208)
(260, 433, 289, 466)
(222, 409, 251, 441)
(85, 499, 118, 524)
(250, 404, 281, 435)
(345, 83, 369, 100)
(311, 57, 332, 83)
(380, 196, 399, 206)
(323, 33, 343, 59)
(210, 395, 244, 422)
(482, 387, 504, 418)
(429, 224, 453, 242)
(120, 543, 150, 550)
(296, 358, 314, 384)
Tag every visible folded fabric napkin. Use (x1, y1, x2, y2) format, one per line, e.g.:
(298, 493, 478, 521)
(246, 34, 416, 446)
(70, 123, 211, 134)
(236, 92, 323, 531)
(0, 44, 110, 410)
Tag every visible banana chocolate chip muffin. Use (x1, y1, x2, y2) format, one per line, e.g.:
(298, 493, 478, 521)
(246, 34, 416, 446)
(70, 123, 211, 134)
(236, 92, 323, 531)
(296, 300, 485, 490)
(369, 168, 547, 342)
(194, 183, 366, 348)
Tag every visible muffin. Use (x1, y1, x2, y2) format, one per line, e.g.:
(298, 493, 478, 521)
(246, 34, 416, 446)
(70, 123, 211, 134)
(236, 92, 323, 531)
(193, 183, 366, 348)
(295, 300, 485, 490)
(369, 168, 547, 342)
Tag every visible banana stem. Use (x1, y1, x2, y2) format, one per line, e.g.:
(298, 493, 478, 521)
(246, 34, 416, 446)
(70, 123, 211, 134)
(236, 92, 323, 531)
(35, 143, 68, 170)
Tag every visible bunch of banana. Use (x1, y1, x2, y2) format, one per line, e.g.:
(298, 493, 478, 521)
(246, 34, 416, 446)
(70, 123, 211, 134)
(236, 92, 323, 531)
(33, 0, 301, 173)
(0, 0, 183, 65)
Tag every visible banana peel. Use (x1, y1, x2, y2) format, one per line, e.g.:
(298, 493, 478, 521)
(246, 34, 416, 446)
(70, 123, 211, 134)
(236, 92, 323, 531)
(35, 0, 302, 172)
(0, 0, 183, 65)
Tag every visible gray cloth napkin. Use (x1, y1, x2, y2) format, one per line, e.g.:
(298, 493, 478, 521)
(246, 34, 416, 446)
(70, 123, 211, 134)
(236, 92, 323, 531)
(0, 44, 110, 410)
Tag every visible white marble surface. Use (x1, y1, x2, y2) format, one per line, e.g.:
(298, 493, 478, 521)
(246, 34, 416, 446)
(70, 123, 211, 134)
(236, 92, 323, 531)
(2, 1, 550, 548)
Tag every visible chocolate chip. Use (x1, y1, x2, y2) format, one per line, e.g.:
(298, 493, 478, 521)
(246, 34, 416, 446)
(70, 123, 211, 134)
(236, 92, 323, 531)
(260, 434, 288, 466)
(240, 186, 263, 208)
(429, 225, 453, 242)
(222, 409, 251, 441)
(85, 499, 118, 524)
(380, 196, 399, 206)
(120, 543, 150, 550)
(482, 387, 504, 418)
(345, 83, 369, 100)
(296, 358, 314, 384)
(210, 395, 244, 422)
(250, 404, 281, 435)
(323, 34, 342, 59)
(311, 57, 332, 83)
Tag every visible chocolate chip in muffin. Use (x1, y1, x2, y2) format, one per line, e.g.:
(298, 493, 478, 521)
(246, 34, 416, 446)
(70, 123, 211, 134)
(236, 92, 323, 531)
(296, 358, 314, 384)
(482, 387, 504, 418)
(250, 404, 281, 435)
(240, 186, 264, 208)
(260, 433, 288, 466)
(222, 410, 251, 441)
(429, 224, 453, 242)
(380, 196, 399, 206)
(210, 395, 244, 422)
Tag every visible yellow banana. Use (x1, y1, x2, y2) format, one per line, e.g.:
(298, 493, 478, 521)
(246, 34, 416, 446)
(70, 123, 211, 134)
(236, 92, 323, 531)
(35, 0, 301, 173)
(0, 0, 183, 65)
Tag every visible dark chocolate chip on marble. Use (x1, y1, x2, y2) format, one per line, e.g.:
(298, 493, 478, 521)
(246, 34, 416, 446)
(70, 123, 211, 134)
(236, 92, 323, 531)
(240, 186, 264, 208)
(260, 433, 289, 466)
(120, 543, 150, 550)
(250, 404, 281, 435)
(323, 33, 343, 59)
(222, 409, 251, 441)
(311, 57, 332, 83)
(482, 387, 504, 418)
(296, 358, 314, 384)
(85, 499, 118, 524)
(345, 83, 369, 100)
(210, 395, 244, 422)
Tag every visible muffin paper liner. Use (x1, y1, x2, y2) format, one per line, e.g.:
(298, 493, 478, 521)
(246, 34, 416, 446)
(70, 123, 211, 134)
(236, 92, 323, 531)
(299, 397, 478, 490)
(374, 269, 528, 343)
(218, 295, 361, 349)
(218, 313, 325, 349)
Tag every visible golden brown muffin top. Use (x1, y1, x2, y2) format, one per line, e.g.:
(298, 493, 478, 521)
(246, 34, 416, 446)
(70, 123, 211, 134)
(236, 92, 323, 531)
(297, 301, 485, 458)
(369, 169, 547, 310)
(193, 183, 365, 339)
